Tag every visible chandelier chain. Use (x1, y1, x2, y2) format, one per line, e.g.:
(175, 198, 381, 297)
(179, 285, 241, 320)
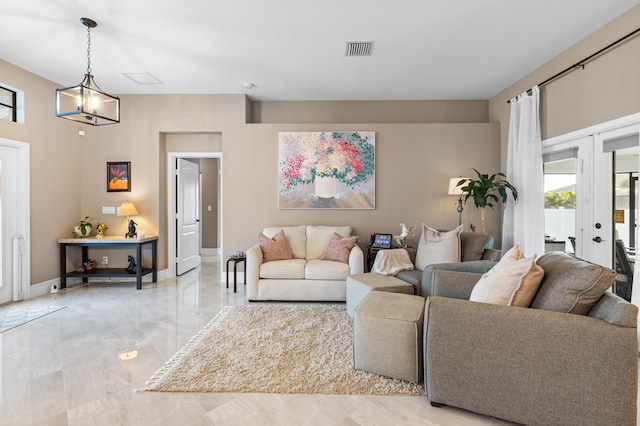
(86, 25, 92, 74)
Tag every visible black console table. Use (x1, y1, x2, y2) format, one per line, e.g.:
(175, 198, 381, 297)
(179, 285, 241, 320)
(58, 236, 158, 290)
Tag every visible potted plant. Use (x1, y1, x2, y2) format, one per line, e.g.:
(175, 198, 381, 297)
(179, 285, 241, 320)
(73, 216, 94, 238)
(458, 169, 518, 234)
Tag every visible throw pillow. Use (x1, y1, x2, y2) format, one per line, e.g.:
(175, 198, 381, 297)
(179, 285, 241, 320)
(415, 224, 462, 270)
(320, 233, 357, 264)
(259, 229, 293, 262)
(460, 231, 491, 261)
(469, 243, 544, 307)
(530, 251, 616, 315)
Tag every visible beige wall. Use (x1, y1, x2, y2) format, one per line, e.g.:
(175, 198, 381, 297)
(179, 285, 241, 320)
(0, 59, 85, 283)
(251, 100, 489, 123)
(0, 60, 501, 285)
(89, 97, 500, 270)
(200, 158, 220, 249)
(489, 4, 640, 164)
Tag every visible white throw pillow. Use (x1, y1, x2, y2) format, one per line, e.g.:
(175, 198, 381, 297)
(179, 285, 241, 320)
(469, 243, 544, 307)
(415, 224, 462, 270)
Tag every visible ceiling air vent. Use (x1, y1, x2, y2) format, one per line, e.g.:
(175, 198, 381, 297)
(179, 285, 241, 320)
(345, 41, 374, 57)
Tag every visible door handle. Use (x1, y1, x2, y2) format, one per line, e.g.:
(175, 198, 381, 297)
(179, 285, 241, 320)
(593, 236, 603, 243)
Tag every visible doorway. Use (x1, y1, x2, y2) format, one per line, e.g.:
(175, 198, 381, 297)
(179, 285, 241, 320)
(542, 113, 640, 305)
(0, 138, 30, 303)
(167, 152, 222, 278)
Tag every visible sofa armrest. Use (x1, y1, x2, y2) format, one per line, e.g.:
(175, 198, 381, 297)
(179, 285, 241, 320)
(588, 291, 638, 328)
(427, 270, 481, 299)
(420, 262, 489, 298)
(348, 244, 364, 275)
(424, 296, 638, 426)
(245, 244, 263, 300)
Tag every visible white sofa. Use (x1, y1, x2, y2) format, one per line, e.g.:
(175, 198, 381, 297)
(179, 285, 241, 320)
(246, 225, 364, 301)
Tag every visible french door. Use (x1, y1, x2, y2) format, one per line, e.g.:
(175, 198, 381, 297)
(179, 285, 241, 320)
(543, 114, 640, 304)
(0, 138, 29, 303)
(542, 136, 592, 260)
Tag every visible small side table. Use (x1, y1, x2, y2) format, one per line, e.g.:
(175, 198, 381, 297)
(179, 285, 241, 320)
(366, 245, 416, 272)
(226, 255, 246, 293)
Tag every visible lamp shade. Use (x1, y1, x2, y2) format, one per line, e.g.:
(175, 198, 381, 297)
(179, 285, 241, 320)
(448, 177, 469, 195)
(118, 202, 138, 216)
(55, 75, 120, 126)
(55, 18, 120, 126)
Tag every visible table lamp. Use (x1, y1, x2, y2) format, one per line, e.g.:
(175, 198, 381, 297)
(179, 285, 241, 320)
(118, 201, 139, 238)
(448, 178, 469, 226)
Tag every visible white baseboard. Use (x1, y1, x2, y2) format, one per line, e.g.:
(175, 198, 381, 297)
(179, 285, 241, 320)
(201, 248, 220, 256)
(27, 268, 169, 299)
(29, 277, 59, 298)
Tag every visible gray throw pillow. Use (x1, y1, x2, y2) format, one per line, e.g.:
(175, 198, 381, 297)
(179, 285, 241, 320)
(530, 252, 615, 315)
(460, 231, 491, 261)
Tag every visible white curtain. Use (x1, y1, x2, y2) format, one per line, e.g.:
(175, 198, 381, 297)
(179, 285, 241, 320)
(502, 86, 545, 257)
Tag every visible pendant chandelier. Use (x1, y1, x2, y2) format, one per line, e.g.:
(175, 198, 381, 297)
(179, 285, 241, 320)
(55, 18, 120, 126)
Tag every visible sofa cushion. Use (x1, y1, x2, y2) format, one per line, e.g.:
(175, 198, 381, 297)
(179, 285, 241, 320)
(415, 224, 462, 270)
(263, 225, 307, 259)
(260, 258, 306, 279)
(531, 252, 616, 315)
(460, 231, 491, 261)
(259, 229, 293, 262)
(305, 259, 351, 280)
(320, 233, 357, 264)
(306, 225, 352, 260)
(469, 244, 543, 307)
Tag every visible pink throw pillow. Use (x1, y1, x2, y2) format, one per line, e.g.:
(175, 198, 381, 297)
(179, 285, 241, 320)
(259, 229, 293, 262)
(320, 233, 357, 264)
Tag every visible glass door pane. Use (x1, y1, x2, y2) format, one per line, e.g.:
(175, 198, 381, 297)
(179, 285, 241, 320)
(543, 157, 576, 253)
(613, 147, 638, 301)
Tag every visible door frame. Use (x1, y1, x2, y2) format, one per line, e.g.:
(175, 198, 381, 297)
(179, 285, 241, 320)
(543, 113, 640, 309)
(167, 151, 222, 279)
(0, 137, 30, 301)
(542, 135, 592, 259)
(543, 113, 640, 265)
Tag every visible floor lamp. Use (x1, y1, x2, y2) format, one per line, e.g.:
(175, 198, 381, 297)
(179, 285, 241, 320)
(448, 178, 468, 226)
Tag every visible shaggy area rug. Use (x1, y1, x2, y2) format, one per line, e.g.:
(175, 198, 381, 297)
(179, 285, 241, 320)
(139, 304, 424, 395)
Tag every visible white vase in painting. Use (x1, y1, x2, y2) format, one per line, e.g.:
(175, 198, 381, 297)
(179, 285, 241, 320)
(315, 175, 336, 198)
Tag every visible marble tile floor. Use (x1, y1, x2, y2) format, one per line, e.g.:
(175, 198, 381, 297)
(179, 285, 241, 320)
(0, 256, 578, 425)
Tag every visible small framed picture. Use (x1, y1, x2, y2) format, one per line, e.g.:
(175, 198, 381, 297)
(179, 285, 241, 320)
(107, 161, 131, 192)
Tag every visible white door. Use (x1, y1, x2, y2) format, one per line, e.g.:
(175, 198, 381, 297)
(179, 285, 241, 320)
(593, 126, 639, 302)
(542, 136, 592, 259)
(0, 141, 29, 303)
(176, 158, 201, 275)
(592, 133, 615, 268)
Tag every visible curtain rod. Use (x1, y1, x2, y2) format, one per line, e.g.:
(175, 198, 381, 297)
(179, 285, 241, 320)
(507, 26, 640, 103)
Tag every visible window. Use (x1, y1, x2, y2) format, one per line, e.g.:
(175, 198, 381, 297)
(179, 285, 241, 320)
(0, 87, 16, 122)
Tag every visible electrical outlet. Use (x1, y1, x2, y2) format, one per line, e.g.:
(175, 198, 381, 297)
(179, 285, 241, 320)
(102, 256, 108, 265)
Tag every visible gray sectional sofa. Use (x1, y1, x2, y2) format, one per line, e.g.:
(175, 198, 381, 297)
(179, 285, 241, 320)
(422, 251, 638, 426)
(395, 230, 500, 292)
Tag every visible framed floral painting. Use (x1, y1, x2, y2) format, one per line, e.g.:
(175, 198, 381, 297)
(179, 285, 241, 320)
(107, 161, 131, 192)
(278, 132, 375, 209)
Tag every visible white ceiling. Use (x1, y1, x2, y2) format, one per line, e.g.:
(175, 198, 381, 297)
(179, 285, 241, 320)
(1, 1, 638, 101)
